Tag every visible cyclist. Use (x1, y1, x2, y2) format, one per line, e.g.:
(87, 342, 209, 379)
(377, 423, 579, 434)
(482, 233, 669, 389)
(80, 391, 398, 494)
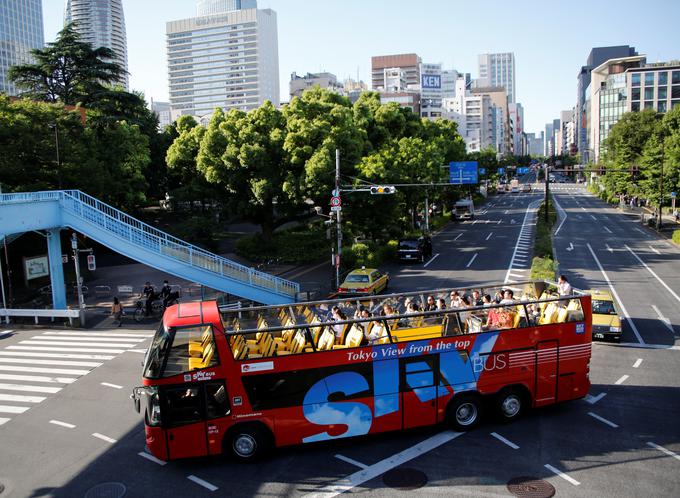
(141, 281, 155, 317)
(160, 280, 173, 308)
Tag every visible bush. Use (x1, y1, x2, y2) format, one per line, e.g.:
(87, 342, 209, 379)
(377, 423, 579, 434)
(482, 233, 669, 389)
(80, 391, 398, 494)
(173, 216, 218, 251)
(530, 256, 557, 281)
(235, 225, 328, 264)
(673, 230, 680, 245)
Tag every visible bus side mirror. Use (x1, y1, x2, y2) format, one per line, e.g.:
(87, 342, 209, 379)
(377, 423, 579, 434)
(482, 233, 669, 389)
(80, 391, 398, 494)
(131, 387, 141, 413)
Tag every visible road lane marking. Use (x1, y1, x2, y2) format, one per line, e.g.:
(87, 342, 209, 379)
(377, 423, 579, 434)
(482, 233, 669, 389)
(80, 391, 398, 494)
(423, 253, 439, 268)
(604, 226, 612, 233)
(581, 207, 587, 211)
(0, 351, 114, 360)
(504, 210, 509, 214)
(466, 253, 478, 268)
(42, 331, 152, 338)
(453, 233, 463, 241)
(552, 197, 567, 236)
(335, 454, 368, 469)
(304, 431, 464, 498)
(633, 359, 643, 368)
(37, 335, 144, 342)
(92, 433, 117, 444)
(138, 451, 167, 466)
(626, 245, 680, 305)
(0, 393, 45, 403)
(0, 418, 9, 426)
(0, 405, 30, 414)
(544, 464, 580, 486)
(614, 342, 680, 350)
(647, 442, 680, 462)
(187, 475, 218, 492)
(606, 244, 613, 253)
(49, 420, 75, 429)
(101, 382, 123, 389)
(615, 375, 629, 385)
(0, 358, 102, 368)
(584, 393, 607, 404)
(651, 305, 674, 333)
(7, 346, 125, 354)
(566, 242, 574, 251)
(19, 340, 137, 348)
(0, 365, 89, 375)
(0, 374, 76, 384)
(586, 243, 644, 344)
(127, 349, 147, 354)
(633, 228, 646, 235)
(649, 245, 660, 254)
(588, 412, 619, 428)
(486, 233, 493, 240)
(590, 215, 597, 221)
(490, 432, 519, 449)
(0, 330, 13, 338)
(0, 383, 61, 394)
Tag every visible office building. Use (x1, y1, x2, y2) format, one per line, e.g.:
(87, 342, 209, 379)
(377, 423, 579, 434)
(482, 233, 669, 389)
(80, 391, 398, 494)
(576, 46, 639, 162)
(197, 0, 256, 16)
(150, 99, 172, 129)
(0, 0, 44, 96)
(478, 52, 516, 103)
(289, 71, 343, 99)
(167, 0, 279, 121)
(526, 132, 544, 157)
(508, 102, 524, 155)
(471, 86, 510, 154)
(65, 0, 129, 88)
(420, 62, 442, 119)
(627, 62, 680, 114)
(371, 53, 420, 91)
(544, 122, 554, 156)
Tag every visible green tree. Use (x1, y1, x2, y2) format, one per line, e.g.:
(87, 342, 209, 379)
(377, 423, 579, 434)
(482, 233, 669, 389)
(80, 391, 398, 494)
(8, 23, 124, 105)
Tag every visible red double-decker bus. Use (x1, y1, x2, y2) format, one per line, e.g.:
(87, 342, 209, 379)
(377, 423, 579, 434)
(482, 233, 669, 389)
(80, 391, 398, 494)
(132, 281, 591, 461)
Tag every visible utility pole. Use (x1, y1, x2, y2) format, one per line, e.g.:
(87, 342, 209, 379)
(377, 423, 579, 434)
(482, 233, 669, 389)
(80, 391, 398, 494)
(658, 159, 664, 231)
(71, 233, 84, 309)
(335, 149, 341, 290)
(544, 162, 550, 222)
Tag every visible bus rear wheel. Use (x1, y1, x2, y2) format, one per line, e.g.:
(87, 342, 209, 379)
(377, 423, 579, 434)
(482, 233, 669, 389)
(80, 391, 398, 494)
(446, 394, 481, 431)
(495, 387, 525, 423)
(226, 425, 271, 463)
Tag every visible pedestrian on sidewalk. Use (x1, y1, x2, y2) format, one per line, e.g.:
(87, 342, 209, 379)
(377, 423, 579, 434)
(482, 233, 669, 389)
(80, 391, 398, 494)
(111, 296, 124, 327)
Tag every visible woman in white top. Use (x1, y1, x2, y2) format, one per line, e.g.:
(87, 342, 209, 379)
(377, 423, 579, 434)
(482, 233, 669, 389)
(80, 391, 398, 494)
(557, 275, 572, 296)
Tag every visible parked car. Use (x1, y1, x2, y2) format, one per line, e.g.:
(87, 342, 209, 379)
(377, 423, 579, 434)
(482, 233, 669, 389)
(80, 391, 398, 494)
(588, 289, 622, 342)
(397, 236, 433, 263)
(338, 267, 389, 296)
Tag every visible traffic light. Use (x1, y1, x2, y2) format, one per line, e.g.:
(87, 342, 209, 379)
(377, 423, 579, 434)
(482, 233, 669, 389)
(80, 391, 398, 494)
(369, 185, 396, 195)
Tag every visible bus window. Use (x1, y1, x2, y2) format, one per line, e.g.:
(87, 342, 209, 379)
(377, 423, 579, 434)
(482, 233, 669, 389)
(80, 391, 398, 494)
(143, 323, 172, 379)
(164, 326, 219, 377)
(243, 369, 324, 410)
(206, 382, 230, 419)
(162, 386, 203, 427)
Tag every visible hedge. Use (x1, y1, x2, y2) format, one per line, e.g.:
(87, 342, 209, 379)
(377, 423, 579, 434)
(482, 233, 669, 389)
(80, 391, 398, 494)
(673, 230, 680, 245)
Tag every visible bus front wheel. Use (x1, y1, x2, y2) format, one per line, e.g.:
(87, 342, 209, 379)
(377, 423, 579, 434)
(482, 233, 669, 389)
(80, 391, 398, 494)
(226, 424, 271, 462)
(446, 394, 481, 431)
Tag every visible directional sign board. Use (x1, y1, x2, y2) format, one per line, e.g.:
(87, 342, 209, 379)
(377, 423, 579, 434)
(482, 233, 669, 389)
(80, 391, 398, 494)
(479, 167, 486, 175)
(449, 161, 478, 185)
(517, 167, 529, 174)
(671, 192, 677, 198)
(498, 167, 505, 175)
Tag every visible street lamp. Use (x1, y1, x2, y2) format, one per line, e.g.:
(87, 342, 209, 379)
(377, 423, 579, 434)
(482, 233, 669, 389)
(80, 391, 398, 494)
(47, 122, 62, 189)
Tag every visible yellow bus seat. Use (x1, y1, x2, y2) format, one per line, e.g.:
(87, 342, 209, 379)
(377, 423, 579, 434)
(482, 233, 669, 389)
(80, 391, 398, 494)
(557, 307, 569, 323)
(317, 329, 335, 351)
(249, 333, 277, 358)
(274, 328, 295, 350)
(334, 325, 363, 349)
(278, 331, 306, 355)
(567, 299, 580, 311)
(189, 342, 214, 370)
(188, 327, 212, 357)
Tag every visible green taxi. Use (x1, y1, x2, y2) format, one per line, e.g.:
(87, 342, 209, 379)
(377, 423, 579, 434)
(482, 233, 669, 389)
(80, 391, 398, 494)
(589, 289, 622, 342)
(338, 267, 389, 296)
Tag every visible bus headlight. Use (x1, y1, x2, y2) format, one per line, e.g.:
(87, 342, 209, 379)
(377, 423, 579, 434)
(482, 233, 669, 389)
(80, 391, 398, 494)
(609, 326, 621, 332)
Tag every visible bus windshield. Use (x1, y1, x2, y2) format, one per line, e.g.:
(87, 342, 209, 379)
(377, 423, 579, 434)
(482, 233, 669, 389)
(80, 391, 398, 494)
(143, 323, 172, 379)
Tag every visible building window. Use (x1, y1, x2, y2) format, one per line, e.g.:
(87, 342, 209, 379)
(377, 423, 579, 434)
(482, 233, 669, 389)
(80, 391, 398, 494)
(673, 71, 680, 85)
(631, 102, 640, 112)
(631, 88, 641, 101)
(658, 101, 667, 113)
(644, 88, 654, 100)
(659, 87, 667, 100)
(659, 72, 668, 85)
(672, 86, 680, 100)
(631, 73, 641, 86)
(645, 73, 655, 86)
(644, 101, 654, 110)
(672, 100, 680, 109)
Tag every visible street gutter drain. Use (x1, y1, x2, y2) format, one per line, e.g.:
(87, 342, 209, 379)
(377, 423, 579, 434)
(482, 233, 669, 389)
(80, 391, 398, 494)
(382, 468, 428, 490)
(507, 476, 555, 498)
(84, 482, 126, 498)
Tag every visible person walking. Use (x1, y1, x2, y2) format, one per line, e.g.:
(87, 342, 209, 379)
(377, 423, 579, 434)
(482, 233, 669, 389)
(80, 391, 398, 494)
(111, 296, 124, 327)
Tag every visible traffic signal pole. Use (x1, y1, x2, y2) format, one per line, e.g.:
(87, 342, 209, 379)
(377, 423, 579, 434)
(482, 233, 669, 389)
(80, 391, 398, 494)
(335, 149, 341, 290)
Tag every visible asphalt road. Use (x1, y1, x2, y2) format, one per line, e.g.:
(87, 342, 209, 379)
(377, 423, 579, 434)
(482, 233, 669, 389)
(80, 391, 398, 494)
(1, 184, 679, 497)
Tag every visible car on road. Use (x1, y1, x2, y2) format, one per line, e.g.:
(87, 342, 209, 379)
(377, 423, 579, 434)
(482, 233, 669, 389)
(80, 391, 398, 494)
(397, 236, 432, 263)
(452, 198, 475, 220)
(338, 267, 389, 296)
(588, 289, 622, 341)
(521, 183, 532, 192)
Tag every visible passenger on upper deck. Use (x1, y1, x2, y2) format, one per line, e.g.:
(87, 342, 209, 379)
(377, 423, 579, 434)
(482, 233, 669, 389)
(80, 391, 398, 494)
(436, 298, 447, 310)
(330, 306, 348, 342)
(425, 295, 437, 311)
(500, 289, 515, 304)
(471, 290, 483, 306)
(449, 291, 464, 308)
(483, 294, 493, 306)
(557, 275, 572, 296)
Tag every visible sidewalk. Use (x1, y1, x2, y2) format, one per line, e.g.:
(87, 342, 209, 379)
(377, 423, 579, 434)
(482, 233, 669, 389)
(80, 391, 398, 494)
(618, 203, 680, 241)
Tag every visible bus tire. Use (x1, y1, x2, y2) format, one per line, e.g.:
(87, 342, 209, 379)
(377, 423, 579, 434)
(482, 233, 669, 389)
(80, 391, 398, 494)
(446, 394, 481, 431)
(225, 424, 272, 463)
(495, 387, 525, 423)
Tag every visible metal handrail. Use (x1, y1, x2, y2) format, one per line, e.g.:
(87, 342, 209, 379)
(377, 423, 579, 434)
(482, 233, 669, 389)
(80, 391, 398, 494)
(0, 190, 300, 298)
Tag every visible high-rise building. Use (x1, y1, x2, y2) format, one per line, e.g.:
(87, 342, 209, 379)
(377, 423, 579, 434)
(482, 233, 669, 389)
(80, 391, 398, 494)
(167, 0, 279, 122)
(478, 52, 515, 103)
(65, 0, 129, 88)
(470, 86, 510, 154)
(150, 98, 172, 129)
(0, 0, 44, 96)
(576, 46, 639, 162)
(508, 102, 524, 155)
(525, 132, 544, 157)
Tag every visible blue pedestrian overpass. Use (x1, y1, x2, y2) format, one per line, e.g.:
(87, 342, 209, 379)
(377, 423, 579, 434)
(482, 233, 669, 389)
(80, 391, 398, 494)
(0, 190, 299, 309)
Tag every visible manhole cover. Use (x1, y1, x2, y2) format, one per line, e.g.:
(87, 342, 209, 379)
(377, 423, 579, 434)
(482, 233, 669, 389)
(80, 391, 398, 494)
(507, 476, 555, 498)
(382, 467, 428, 490)
(84, 482, 126, 498)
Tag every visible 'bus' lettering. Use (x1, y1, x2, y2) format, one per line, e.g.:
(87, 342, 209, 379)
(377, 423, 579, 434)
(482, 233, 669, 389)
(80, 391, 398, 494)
(302, 372, 372, 443)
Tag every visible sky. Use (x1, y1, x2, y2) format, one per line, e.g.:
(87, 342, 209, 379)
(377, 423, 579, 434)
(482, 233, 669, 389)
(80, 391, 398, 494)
(42, 0, 680, 135)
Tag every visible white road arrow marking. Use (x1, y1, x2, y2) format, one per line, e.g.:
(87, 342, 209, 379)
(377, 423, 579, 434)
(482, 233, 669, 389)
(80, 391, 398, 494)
(566, 242, 574, 251)
(649, 245, 660, 254)
(606, 244, 613, 253)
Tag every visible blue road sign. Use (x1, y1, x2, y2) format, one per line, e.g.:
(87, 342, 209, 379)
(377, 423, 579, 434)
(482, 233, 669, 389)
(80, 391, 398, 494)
(479, 167, 486, 175)
(498, 167, 505, 175)
(449, 161, 478, 185)
(517, 167, 529, 174)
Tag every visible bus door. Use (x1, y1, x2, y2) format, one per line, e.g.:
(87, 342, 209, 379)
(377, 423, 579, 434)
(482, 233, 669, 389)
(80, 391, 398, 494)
(400, 355, 438, 429)
(535, 341, 558, 407)
(161, 385, 208, 459)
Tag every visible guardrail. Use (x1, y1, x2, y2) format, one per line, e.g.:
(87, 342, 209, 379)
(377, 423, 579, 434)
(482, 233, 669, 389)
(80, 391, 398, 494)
(1, 308, 83, 326)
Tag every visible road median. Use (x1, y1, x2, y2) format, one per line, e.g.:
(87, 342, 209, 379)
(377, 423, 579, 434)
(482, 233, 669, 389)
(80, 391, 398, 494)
(530, 198, 558, 280)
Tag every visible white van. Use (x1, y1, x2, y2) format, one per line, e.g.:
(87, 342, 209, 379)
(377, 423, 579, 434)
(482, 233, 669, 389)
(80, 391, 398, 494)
(453, 198, 475, 220)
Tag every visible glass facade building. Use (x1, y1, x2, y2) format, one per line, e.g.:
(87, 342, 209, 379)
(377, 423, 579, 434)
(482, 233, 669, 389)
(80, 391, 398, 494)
(65, 0, 129, 88)
(0, 0, 44, 96)
(598, 73, 627, 155)
(167, 1, 279, 120)
(628, 65, 680, 114)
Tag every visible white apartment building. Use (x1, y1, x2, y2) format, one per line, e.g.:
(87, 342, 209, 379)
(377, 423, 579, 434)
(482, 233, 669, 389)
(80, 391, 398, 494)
(167, 0, 279, 122)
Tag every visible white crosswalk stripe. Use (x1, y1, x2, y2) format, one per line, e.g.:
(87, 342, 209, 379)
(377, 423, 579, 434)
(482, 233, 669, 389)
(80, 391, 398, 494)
(0, 329, 151, 427)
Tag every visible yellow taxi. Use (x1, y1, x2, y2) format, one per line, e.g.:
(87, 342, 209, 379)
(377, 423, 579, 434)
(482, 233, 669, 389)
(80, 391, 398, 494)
(588, 289, 622, 342)
(338, 267, 389, 296)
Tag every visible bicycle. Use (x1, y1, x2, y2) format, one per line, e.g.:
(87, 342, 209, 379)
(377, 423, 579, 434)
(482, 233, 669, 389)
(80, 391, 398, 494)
(133, 295, 179, 323)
